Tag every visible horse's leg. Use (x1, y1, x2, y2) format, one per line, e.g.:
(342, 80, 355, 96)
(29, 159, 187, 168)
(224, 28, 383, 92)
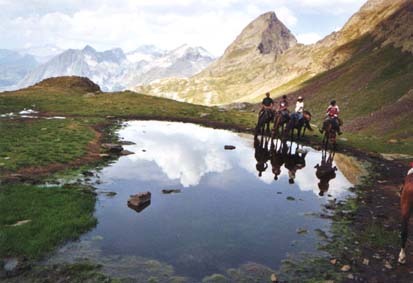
(399, 195, 410, 264)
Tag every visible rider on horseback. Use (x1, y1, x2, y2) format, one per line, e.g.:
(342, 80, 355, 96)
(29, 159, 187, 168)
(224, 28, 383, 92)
(320, 100, 342, 135)
(291, 96, 304, 121)
(261, 92, 274, 112)
(277, 95, 290, 123)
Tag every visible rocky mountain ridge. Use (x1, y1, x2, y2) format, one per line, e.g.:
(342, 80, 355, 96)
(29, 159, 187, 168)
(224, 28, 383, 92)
(13, 44, 214, 92)
(136, 0, 412, 105)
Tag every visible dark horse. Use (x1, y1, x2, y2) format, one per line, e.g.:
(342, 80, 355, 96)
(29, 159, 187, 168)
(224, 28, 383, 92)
(321, 118, 338, 151)
(398, 165, 413, 264)
(285, 110, 313, 142)
(271, 110, 290, 140)
(255, 108, 274, 142)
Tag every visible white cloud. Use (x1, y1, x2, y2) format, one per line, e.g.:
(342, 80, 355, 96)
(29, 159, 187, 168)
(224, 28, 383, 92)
(296, 32, 323, 44)
(0, 0, 367, 56)
(276, 6, 298, 27)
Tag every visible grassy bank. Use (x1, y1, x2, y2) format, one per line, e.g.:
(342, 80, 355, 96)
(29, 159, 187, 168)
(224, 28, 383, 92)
(0, 118, 97, 172)
(0, 184, 96, 259)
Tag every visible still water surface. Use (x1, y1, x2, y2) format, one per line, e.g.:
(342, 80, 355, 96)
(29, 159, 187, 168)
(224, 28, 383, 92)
(48, 121, 353, 281)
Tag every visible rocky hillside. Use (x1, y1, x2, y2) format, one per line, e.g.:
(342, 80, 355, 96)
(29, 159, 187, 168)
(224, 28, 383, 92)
(29, 76, 101, 93)
(137, 0, 412, 107)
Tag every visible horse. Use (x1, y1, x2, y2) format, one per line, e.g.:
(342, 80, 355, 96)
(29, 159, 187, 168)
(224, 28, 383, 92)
(285, 110, 313, 142)
(255, 108, 274, 143)
(271, 110, 290, 140)
(321, 118, 338, 151)
(398, 165, 413, 264)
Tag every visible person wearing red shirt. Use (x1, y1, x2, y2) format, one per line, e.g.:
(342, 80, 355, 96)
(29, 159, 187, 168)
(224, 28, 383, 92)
(320, 100, 342, 135)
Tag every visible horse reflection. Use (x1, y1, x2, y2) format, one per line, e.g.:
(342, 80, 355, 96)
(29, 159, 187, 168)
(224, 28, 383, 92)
(283, 143, 308, 184)
(315, 150, 337, 196)
(270, 140, 289, 180)
(254, 135, 271, 177)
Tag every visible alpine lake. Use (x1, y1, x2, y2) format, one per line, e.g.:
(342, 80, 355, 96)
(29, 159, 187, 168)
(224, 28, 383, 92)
(45, 120, 355, 282)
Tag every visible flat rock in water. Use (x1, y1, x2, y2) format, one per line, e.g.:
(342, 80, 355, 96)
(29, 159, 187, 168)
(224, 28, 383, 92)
(101, 143, 124, 153)
(128, 192, 151, 208)
(119, 140, 136, 145)
(120, 150, 135, 156)
(224, 145, 236, 150)
(162, 189, 181, 194)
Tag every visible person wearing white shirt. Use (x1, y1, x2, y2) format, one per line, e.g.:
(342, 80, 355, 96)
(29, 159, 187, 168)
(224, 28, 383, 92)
(292, 96, 304, 120)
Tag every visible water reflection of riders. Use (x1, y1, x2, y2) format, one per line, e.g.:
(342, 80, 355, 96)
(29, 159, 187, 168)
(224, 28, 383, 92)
(315, 150, 337, 196)
(284, 145, 308, 184)
(255, 137, 271, 177)
(270, 141, 289, 180)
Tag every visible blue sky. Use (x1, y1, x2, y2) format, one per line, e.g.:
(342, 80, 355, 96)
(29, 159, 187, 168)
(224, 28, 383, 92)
(0, 0, 367, 56)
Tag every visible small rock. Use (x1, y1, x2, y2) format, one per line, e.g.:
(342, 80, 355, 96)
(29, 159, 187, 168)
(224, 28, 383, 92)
(4, 157, 10, 160)
(8, 220, 31, 227)
(347, 274, 354, 280)
(224, 145, 236, 150)
(330, 259, 337, 265)
(384, 261, 392, 270)
(339, 137, 348, 141)
(362, 258, 369, 265)
(101, 143, 124, 153)
(162, 189, 181, 194)
(92, 235, 104, 241)
(277, 192, 282, 194)
(120, 150, 134, 156)
(296, 228, 308, 234)
(199, 113, 210, 118)
(341, 265, 351, 272)
(41, 128, 47, 131)
(142, 149, 147, 152)
(388, 139, 398, 144)
(104, 192, 117, 197)
(82, 171, 94, 177)
(119, 140, 136, 145)
(3, 258, 19, 272)
(99, 153, 110, 158)
(286, 196, 295, 201)
(271, 273, 278, 282)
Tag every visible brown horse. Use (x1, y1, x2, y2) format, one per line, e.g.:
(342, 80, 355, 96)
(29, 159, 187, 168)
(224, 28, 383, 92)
(285, 110, 313, 142)
(398, 165, 413, 264)
(321, 118, 338, 151)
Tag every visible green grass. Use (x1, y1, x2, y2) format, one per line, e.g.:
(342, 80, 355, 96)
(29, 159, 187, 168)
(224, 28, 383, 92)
(0, 184, 96, 259)
(0, 118, 96, 171)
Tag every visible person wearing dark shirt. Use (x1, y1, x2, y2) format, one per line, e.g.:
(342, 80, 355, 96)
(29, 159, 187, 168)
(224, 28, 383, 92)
(261, 92, 274, 109)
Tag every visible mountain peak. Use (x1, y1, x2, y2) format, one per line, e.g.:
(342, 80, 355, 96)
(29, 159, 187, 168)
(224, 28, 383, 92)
(222, 11, 296, 58)
(82, 45, 96, 53)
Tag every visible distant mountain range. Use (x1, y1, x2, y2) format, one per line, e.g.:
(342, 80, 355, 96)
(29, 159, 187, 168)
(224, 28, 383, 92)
(1, 44, 214, 92)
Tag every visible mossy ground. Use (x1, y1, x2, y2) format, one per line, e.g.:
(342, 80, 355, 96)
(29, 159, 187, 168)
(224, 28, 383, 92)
(0, 184, 96, 259)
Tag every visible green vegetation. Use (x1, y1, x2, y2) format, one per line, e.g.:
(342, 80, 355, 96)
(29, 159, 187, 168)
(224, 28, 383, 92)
(0, 118, 97, 171)
(0, 184, 96, 259)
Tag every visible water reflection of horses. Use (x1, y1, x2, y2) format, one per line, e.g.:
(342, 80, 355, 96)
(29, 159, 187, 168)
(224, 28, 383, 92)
(314, 150, 337, 197)
(254, 138, 308, 183)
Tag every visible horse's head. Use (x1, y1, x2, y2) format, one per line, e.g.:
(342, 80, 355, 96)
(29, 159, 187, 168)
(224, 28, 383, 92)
(303, 110, 312, 121)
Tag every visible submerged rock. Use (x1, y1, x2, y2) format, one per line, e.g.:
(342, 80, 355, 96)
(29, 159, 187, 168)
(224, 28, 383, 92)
(162, 189, 182, 194)
(224, 145, 236, 150)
